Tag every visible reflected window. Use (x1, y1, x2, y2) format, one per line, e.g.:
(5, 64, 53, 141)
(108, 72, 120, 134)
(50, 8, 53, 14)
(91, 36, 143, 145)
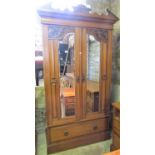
(86, 35, 100, 113)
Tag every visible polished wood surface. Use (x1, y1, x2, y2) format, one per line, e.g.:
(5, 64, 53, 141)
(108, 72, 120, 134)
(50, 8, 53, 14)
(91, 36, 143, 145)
(51, 114, 109, 127)
(100, 42, 107, 112)
(104, 149, 120, 155)
(111, 102, 120, 150)
(112, 102, 120, 110)
(81, 28, 87, 117)
(48, 131, 110, 153)
(38, 4, 118, 153)
(38, 4, 118, 29)
(42, 25, 53, 126)
(50, 118, 108, 142)
(105, 30, 113, 112)
(38, 5, 118, 23)
(75, 28, 82, 120)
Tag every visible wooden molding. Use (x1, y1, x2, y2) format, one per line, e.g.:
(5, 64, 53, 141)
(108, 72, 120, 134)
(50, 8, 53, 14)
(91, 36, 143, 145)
(38, 4, 118, 25)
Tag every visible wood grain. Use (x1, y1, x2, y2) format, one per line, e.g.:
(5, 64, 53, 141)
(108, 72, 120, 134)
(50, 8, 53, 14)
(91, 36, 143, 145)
(50, 118, 109, 142)
(41, 18, 113, 30)
(38, 5, 118, 153)
(49, 40, 57, 118)
(81, 28, 87, 119)
(105, 30, 113, 112)
(42, 25, 52, 126)
(111, 102, 120, 151)
(48, 131, 110, 153)
(74, 28, 82, 120)
(101, 41, 107, 112)
(54, 40, 61, 118)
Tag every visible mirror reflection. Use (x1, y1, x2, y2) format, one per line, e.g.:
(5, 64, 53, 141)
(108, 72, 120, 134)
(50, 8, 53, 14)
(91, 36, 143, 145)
(59, 33, 76, 118)
(86, 35, 100, 113)
(35, 50, 44, 86)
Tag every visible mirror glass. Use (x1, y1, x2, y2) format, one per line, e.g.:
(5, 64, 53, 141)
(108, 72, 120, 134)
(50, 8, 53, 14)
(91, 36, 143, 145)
(86, 35, 100, 113)
(58, 33, 76, 118)
(35, 51, 44, 86)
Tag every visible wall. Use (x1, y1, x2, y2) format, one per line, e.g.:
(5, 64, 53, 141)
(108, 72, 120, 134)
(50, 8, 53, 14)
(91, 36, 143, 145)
(110, 0, 120, 102)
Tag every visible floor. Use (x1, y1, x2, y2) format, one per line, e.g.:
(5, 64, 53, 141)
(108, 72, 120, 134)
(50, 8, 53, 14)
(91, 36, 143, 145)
(36, 131, 112, 155)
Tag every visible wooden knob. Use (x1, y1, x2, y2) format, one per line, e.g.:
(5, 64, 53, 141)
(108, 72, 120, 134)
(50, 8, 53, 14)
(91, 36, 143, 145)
(64, 131, 69, 136)
(93, 126, 98, 130)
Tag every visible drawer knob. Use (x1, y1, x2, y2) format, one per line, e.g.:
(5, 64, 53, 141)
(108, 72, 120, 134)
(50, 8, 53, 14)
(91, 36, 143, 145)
(93, 126, 98, 130)
(64, 131, 69, 136)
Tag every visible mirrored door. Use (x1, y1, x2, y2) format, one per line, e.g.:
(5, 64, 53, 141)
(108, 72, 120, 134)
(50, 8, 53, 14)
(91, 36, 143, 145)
(48, 25, 77, 119)
(58, 32, 76, 118)
(86, 34, 100, 113)
(82, 28, 108, 116)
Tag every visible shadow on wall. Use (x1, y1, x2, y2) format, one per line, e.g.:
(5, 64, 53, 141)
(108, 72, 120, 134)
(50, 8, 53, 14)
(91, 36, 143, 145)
(111, 30, 120, 102)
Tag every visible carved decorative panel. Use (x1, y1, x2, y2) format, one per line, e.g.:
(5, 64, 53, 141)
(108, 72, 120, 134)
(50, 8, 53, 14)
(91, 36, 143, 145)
(48, 25, 75, 40)
(87, 29, 108, 42)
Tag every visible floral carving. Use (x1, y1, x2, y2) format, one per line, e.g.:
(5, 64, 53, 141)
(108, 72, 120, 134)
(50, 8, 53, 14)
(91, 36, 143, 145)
(48, 25, 74, 40)
(87, 28, 108, 42)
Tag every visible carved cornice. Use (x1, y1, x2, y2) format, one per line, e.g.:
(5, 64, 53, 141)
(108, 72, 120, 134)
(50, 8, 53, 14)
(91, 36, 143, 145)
(38, 3, 119, 25)
(48, 25, 74, 40)
(87, 28, 108, 42)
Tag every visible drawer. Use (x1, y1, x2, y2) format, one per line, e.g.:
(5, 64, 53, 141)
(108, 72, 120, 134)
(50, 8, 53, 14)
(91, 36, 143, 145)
(50, 118, 109, 142)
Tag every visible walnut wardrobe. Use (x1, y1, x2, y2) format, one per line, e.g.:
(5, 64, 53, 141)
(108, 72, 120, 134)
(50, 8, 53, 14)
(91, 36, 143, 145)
(38, 4, 118, 153)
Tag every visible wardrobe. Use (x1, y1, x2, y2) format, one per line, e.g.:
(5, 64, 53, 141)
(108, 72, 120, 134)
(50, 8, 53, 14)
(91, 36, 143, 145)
(38, 4, 118, 153)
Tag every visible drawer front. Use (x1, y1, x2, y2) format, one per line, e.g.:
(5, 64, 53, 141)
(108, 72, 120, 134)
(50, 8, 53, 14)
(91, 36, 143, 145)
(50, 118, 109, 142)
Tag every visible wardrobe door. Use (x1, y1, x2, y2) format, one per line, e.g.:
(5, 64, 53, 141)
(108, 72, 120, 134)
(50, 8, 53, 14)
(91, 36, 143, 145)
(47, 25, 81, 125)
(81, 28, 108, 119)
